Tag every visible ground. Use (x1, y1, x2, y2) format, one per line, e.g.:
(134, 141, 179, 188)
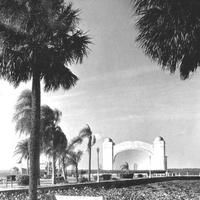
(1, 180, 200, 199)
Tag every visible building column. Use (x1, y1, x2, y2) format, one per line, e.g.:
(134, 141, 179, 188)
(102, 138, 114, 170)
(151, 137, 166, 170)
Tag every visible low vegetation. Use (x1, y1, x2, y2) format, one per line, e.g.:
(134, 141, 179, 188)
(1, 180, 200, 200)
(16, 175, 29, 186)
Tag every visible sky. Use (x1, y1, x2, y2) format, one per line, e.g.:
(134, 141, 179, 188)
(1, 0, 200, 170)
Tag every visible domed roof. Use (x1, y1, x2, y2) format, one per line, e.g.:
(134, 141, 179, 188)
(154, 136, 164, 142)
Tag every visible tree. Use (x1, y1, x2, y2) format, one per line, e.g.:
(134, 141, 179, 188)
(133, 0, 200, 79)
(0, 1, 90, 199)
(79, 124, 96, 181)
(59, 135, 83, 181)
(13, 89, 48, 184)
(41, 105, 67, 185)
(12, 167, 20, 175)
(67, 150, 83, 182)
(14, 138, 30, 174)
(120, 162, 129, 172)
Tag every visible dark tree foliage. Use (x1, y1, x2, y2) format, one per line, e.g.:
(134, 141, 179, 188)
(0, 1, 90, 87)
(0, 1, 90, 199)
(133, 0, 200, 79)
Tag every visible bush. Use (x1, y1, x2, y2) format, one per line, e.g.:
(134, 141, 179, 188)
(79, 177, 88, 183)
(6, 175, 16, 181)
(137, 174, 144, 178)
(56, 176, 65, 183)
(16, 175, 29, 185)
(93, 175, 98, 181)
(80, 170, 87, 175)
(120, 173, 133, 179)
(102, 174, 112, 180)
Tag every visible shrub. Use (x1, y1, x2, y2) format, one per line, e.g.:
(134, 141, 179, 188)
(79, 177, 88, 183)
(6, 175, 16, 181)
(102, 174, 112, 180)
(80, 170, 87, 175)
(137, 174, 144, 178)
(120, 173, 133, 179)
(16, 175, 29, 185)
(56, 176, 65, 183)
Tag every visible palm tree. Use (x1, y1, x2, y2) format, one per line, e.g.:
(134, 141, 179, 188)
(67, 150, 83, 182)
(0, 1, 90, 198)
(59, 135, 83, 181)
(79, 124, 96, 181)
(120, 162, 129, 172)
(43, 126, 67, 185)
(133, 0, 200, 79)
(12, 167, 20, 175)
(41, 105, 67, 185)
(13, 89, 48, 184)
(14, 138, 30, 174)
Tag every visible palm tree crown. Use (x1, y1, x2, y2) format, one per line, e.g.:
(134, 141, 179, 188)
(14, 138, 29, 163)
(0, 1, 90, 88)
(120, 162, 129, 171)
(133, 0, 200, 79)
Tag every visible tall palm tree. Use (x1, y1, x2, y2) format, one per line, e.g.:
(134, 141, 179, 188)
(41, 105, 67, 185)
(133, 0, 200, 79)
(67, 150, 83, 182)
(14, 138, 30, 174)
(0, 1, 90, 199)
(79, 124, 96, 181)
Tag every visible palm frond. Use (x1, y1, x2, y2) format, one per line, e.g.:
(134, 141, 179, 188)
(63, 31, 91, 64)
(79, 124, 92, 138)
(13, 107, 31, 122)
(134, 0, 200, 78)
(15, 116, 31, 135)
(14, 138, 29, 160)
(55, 3, 80, 32)
(13, 89, 32, 135)
(15, 89, 31, 103)
(67, 150, 83, 166)
(67, 136, 83, 151)
(42, 64, 78, 92)
(91, 135, 96, 147)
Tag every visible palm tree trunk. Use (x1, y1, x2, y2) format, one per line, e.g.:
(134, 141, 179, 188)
(52, 152, 56, 184)
(88, 136, 92, 181)
(75, 164, 79, 182)
(27, 158, 29, 175)
(61, 157, 67, 181)
(47, 160, 50, 176)
(29, 69, 41, 200)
